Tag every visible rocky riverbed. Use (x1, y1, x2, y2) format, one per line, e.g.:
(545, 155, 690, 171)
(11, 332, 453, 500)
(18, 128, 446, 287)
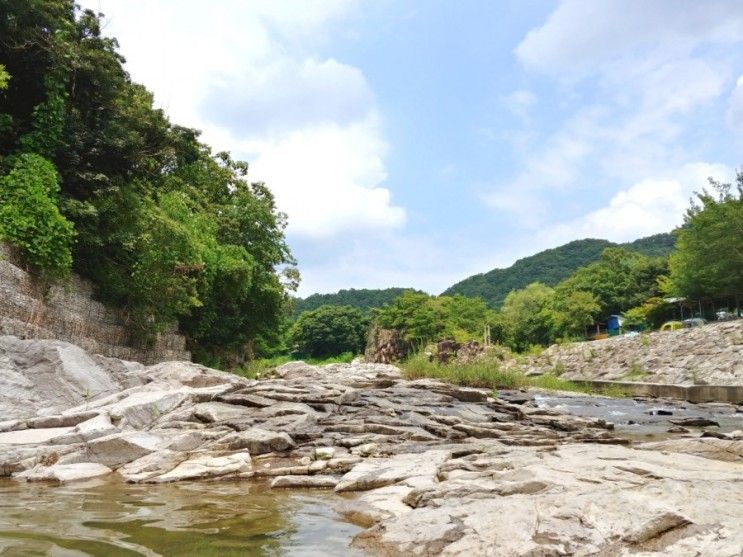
(1, 335, 742, 555)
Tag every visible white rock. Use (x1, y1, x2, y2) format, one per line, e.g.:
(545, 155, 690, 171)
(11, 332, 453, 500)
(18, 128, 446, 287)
(15, 462, 112, 482)
(313, 447, 335, 460)
(152, 451, 252, 483)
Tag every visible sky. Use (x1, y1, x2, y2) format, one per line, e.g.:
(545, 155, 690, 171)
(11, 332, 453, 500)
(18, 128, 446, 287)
(80, 0, 743, 296)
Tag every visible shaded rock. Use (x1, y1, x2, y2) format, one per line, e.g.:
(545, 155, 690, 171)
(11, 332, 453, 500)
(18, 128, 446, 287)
(0, 335, 144, 420)
(217, 428, 294, 455)
(85, 432, 163, 468)
(216, 393, 275, 408)
(668, 417, 720, 427)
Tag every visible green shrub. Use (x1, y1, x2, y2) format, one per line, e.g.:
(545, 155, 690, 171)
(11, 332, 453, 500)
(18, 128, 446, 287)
(289, 305, 370, 358)
(0, 154, 75, 279)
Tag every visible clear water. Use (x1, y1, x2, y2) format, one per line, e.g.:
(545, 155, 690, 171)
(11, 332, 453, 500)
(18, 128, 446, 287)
(0, 478, 365, 556)
(532, 393, 743, 440)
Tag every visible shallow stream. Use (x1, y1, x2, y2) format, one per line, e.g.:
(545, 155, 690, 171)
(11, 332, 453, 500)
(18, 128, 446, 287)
(0, 479, 364, 556)
(2, 393, 740, 556)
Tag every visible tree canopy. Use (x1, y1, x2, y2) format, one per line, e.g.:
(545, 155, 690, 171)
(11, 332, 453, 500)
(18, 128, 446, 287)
(375, 292, 496, 346)
(289, 306, 370, 358)
(0, 1, 297, 362)
(293, 287, 424, 317)
(669, 173, 743, 303)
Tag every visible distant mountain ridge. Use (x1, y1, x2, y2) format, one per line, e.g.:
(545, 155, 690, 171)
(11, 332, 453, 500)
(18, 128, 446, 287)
(292, 287, 424, 317)
(443, 233, 676, 308)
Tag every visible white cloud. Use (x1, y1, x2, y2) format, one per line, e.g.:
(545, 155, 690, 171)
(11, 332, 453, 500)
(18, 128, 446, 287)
(515, 0, 743, 78)
(82, 0, 403, 239)
(202, 57, 374, 137)
(541, 162, 735, 245)
(487, 1, 743, 228)
(244, 115, 405, 237)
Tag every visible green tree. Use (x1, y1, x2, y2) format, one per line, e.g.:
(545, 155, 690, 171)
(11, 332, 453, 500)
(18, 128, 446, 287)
(289, 306, 370, 358)
(0, 2, 297, 361)
(498, 283, 556, 351)
(554, 248, 667, 317)
(375, 292, 447, 344)
(668, 173, 743, 307)
(0, 64, 9, 89)
(0, 154, 75, 278)
(551, 290, 600, 339)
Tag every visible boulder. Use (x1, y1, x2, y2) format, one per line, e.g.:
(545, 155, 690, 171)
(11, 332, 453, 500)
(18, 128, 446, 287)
(0, 335, 142, 419)
(217, 428, 294, 455)
(85, 432, 164, 468)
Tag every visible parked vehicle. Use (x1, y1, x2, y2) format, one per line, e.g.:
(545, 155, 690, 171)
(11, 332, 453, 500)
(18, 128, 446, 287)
(660, 321, 684, 331)
(683, 318, 707, 328)
(716, 310, 736, 320)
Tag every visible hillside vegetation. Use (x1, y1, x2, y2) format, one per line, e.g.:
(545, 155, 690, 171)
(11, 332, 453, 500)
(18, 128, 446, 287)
(443, 233, 675, 308)
(292, 287, 423, 316)
(0, 2, 296, 363)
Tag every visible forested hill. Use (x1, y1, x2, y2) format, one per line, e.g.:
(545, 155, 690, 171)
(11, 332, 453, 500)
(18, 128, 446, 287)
(293, 288, 424, 316)
(443, 233, 675, 308)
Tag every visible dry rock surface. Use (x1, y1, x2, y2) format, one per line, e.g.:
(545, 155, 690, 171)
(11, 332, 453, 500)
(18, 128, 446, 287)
(1, 335, 741, 556)
(529, 320, 743, 385)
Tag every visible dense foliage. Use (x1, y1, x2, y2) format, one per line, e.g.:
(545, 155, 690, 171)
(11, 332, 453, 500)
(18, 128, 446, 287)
(0, 153, 75, 278)
(293, 287, 423, 317)
(373, 247, 669, 353)
(554, 248, 667, 317)
(444, 234, 676, 308)
(0, 1, 297, 360)
(288, 306, 370, 358)
(375, 292, 496, 346)
(669, 174, 743, 303)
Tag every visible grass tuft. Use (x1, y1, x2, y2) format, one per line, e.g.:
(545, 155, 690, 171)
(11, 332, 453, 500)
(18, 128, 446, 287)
(400, 351, 606, 395)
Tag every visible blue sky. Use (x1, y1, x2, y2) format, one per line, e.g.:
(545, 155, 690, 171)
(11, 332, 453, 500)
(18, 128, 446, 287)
(82, 0, 743, 296)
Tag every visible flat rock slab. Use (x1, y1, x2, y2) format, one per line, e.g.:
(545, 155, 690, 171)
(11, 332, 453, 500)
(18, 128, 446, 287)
(336, 450, 450, 492)
(152, 451, 252, 483)
(16, 462, 112, 482)
(351, 443, 743, 556)
(0, 427, 73, 445)
(270, 475, 339, 488)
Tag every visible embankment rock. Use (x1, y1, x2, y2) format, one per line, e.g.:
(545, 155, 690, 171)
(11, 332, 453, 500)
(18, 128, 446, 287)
(530, 320, 743, 385)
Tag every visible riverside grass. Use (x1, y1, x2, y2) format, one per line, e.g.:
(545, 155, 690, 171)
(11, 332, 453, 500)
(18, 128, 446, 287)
(400, 352, 628, 396)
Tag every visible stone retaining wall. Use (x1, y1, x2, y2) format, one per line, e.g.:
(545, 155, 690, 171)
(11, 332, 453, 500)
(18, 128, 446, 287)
(0, 244, 190, 364)
(532, 320, 743, 386)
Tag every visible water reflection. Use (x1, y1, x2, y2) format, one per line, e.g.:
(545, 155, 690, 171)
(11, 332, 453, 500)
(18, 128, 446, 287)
(0, 479, 364, 556)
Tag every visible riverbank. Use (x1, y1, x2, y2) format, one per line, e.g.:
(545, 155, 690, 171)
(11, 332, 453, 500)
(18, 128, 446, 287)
(1, 335, 741, 555)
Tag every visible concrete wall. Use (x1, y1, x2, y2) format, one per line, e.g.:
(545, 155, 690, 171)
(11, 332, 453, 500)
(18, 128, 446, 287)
(573, 380, 743, 404)
(0, 243, 190, 364)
